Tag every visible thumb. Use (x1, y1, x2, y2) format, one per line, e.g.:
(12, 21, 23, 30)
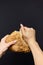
(7, 40, 17, 47)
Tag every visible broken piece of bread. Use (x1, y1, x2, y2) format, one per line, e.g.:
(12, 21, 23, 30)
(5, 31, 30, 53)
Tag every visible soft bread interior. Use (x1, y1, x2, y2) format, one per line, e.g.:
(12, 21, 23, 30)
(5, 31, 30, 52)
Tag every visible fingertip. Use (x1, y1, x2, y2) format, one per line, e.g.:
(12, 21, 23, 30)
(20, 24, 23, 27)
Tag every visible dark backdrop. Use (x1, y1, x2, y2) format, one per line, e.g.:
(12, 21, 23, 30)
(0, 0, 43, 65)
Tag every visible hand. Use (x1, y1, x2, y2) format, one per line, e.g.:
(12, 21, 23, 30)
(0, 35, 17, 55)
(20, 24, 43, 65)
(20, 24, 36, 43)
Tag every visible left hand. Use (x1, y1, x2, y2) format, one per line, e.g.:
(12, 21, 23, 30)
(0, 35, 17, 54)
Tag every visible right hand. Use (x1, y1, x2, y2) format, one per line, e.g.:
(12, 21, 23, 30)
(20, 24, 43, 65)
(20, 24, 36, 43)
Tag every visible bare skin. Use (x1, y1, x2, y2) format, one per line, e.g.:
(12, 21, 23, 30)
(0, 35, 17, 57)
(20, 24, 43, 65)
(0, 24, 43, 65)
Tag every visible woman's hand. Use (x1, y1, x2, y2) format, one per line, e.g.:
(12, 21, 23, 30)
(0, 35, 17, 57)
(20, 24, 43, 65)
(20, 24, 36, 43)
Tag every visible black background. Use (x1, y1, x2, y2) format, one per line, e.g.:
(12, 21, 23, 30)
(0, 0, 43, 65)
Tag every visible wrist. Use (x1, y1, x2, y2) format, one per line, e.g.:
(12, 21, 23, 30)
(27, 38, 36, 44)
(27, 38, 38, 50)
(27, 38, 42, 53)
(0, 47, 8, 54)
(0, 47, 8, 58)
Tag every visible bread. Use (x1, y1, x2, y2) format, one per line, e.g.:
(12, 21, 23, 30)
(5, 31, 30, 53)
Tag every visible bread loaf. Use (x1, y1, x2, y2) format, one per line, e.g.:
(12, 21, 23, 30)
(5, 31, 30, 53)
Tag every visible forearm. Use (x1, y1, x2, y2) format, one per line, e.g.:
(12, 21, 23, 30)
(28, 40, 43, 65)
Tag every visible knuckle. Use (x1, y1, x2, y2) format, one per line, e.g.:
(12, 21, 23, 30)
(31, 28, 35, 31)
(31, 28, 33, 30)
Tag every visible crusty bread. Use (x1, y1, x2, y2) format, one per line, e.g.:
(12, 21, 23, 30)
(5, 31, 30, 53)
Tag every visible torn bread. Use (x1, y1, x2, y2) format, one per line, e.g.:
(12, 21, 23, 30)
(5, 31, 30, 52)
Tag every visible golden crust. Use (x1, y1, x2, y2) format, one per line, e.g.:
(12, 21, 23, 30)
(5, 31, 30, 52)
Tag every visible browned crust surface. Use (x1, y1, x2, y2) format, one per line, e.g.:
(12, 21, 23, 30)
(5, 31, 30, 53)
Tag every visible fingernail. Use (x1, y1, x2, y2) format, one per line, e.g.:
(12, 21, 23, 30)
(20, 24, 23, 27)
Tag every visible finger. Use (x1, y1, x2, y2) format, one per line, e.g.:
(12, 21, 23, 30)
(30, 28, 35, 31)
(1, 35, 9, 42)
(24, 27, 30, 30)
(20, 24, 23, 27)
(20, 28, 27, 38)
(20, 24, 30, 31)
(20, 24, 24, 32)
(20, 26, 25, 36)
(30, 28, 33, 30)
(7, 40, 17, 47)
